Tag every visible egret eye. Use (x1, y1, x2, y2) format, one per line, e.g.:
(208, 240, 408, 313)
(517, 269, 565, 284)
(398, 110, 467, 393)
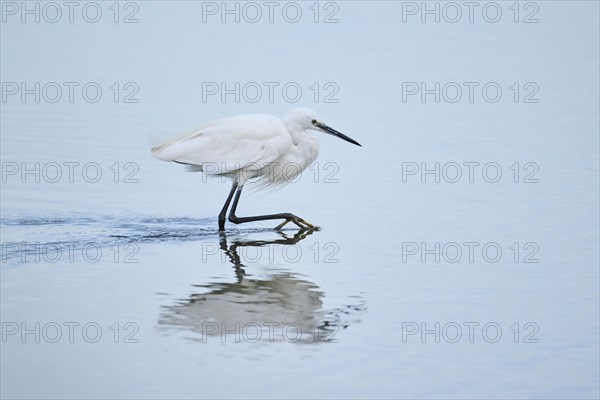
(311, 119, 317, 124)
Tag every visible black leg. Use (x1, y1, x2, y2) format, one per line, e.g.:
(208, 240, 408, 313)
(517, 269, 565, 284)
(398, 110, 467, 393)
(218, 182, 238, 231)
(227, 185, 316, 230)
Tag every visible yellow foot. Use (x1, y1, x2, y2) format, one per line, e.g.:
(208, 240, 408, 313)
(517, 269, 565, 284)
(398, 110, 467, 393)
(274, 217, 317, 231)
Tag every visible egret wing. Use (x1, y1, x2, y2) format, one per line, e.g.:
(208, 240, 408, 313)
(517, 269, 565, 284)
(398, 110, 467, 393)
(151, 114, 292, 175)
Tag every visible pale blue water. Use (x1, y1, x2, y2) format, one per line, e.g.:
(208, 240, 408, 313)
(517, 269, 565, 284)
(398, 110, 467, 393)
(1, 1, 599, 398)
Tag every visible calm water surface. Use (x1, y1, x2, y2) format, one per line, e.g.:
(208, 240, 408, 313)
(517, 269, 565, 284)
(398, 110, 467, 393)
(1, 2, 598, 398)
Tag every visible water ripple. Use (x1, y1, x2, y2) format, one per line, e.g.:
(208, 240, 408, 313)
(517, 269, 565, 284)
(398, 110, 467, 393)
(0, 214, 274, 264)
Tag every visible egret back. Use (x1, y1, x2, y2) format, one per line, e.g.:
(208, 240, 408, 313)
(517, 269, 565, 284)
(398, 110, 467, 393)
(151, 114, 293, 183)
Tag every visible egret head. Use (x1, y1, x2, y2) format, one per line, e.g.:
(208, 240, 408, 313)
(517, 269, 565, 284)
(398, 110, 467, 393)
(284, 108, 362, 147)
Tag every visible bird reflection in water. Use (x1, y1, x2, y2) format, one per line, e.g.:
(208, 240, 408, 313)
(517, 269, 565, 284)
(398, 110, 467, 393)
(158, 229, 365, 344)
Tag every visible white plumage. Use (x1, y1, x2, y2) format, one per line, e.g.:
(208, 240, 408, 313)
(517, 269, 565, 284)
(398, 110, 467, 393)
(151, 107, 361, 230)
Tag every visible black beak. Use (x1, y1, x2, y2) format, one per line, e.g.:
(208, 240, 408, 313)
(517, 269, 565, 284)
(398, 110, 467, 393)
(316, 122, 362, 147)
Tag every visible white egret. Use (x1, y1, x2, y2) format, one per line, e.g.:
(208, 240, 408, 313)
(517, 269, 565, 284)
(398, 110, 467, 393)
(151, 108, 361, 231)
